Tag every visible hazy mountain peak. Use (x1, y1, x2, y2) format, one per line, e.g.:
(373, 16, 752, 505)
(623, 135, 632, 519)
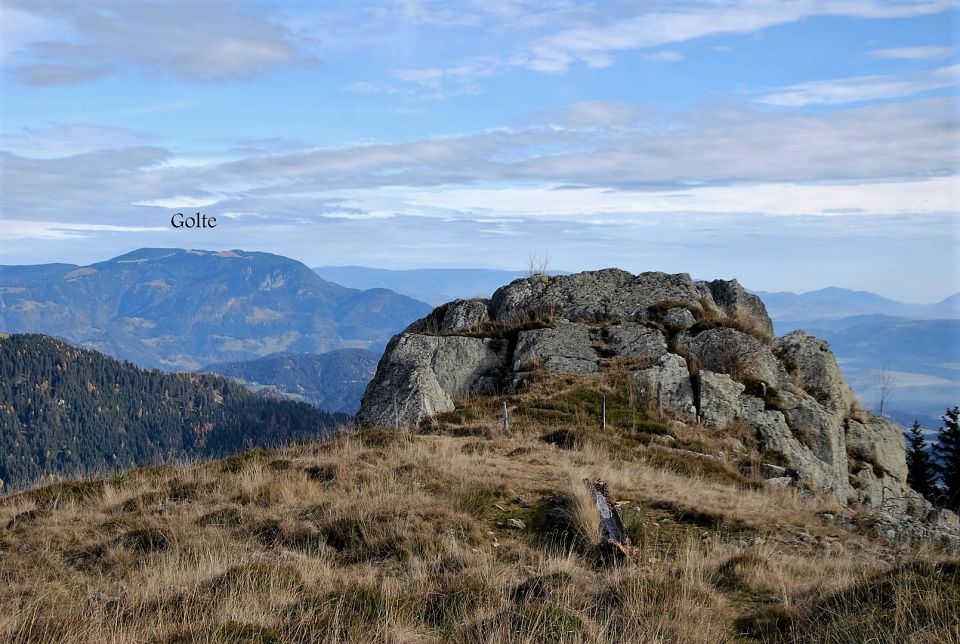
(0, 248, 431, 371)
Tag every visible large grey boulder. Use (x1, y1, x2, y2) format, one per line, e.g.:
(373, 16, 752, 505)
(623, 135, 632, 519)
(699, 279, 774, 337)
(750, 408, 850, 497)
(663, 307, 696, 332)
(358, 334, 507, 427)
(676, 327, 788, 388)
(512, 321, 599, 374)
(845, 417, 908, 483)
(633, 353, 696, 416)
(441, 298, 490, 333)
(777, 389, 849, 494)
(490, 270, 705, 324)
(777, 331, 857, 414)
(603, 322, 668, 360)
(697, 370, 746, 429)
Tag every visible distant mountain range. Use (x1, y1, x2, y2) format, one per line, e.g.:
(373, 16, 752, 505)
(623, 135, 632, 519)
(312, 266, 566, 306)
(758, 287, 959, 324)
(0, 249, 430, 371)
(203, 349, 380, 414)
(0, 334, 348, 491)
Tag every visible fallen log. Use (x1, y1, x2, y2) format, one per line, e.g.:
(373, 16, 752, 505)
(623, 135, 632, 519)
(583, 478, 631, 558)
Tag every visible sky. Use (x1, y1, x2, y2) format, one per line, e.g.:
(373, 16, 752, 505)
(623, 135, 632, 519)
(0, 0, 958, 302)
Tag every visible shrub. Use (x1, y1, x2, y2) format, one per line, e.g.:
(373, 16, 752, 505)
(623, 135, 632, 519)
(223, 448, 262, 473)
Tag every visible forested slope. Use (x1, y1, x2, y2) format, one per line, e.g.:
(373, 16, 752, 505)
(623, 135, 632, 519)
(0, 334, 348, 491)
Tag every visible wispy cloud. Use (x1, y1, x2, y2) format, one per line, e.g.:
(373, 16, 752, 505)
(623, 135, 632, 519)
(392, 58, 500, 98)
(547, 101, 649, 127)
(760, 64, 959, 106)
(644, 50, 685, 63)
(520, 1, 955, 73)
(869, 46, 955, 61)
(1, 123, 158, 156)
(2, 220, 166, 240)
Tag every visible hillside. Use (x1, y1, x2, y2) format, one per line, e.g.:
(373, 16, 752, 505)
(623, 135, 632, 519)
(204, 349, 380, 414)
(0, 335, 349, 492)
(1, 369, 957, 642)
(0, 249, 430, 370)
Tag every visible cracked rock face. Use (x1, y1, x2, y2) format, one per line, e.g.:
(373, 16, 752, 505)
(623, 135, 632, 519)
(777, 331, 857, 414)
(357, 268, 957, 545)
(513, 321, 599, 374)
(357, 334, 507, 428)
(676, 327, 789, 389)
(441, 299, 490, 333)
(489, 270, 706, 324)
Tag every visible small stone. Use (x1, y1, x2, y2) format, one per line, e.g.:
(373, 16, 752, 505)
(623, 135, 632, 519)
(663, 307, 696, 331)
(764, 476, 794, 488)
(493, 503, 506, 512)
(503, 518, 526, 530)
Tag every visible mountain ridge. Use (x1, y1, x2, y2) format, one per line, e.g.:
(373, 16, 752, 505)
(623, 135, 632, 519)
(0, 248, 431, 371)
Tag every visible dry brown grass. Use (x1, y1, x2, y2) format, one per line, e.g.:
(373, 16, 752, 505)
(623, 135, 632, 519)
(1, 370, 957, 643)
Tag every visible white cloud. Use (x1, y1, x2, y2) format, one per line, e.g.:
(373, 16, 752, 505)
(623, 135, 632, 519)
(392, 58, 499, 97)
(2, 220, 166, 240)
(5, 0, 316, 85)
(760, 64, 959, 106)
(0, 6, 69, 61)
(393, 176, 959, 218)
(869, 46, 955, 61)
(1, 123, 157, 157)
(2, 99, 955, 227)
(343, 81, 383, 94)
(552, 101, 648, 127)
(522, 1, 956, 73)
(644, 50, 685, 62)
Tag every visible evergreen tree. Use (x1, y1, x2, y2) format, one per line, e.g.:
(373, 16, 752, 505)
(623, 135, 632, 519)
(906, 420, 936, 499)
(934, 406, 960, 511)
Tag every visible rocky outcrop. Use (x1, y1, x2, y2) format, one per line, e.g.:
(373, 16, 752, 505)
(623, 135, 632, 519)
(663, 307, 696, 332)
(358, 334, 507, 427)
(358, 268, 957, 546)
(604, 323, 668, 359)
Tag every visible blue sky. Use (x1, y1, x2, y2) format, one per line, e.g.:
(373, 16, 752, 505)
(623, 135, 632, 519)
(1, 1, 958, 301)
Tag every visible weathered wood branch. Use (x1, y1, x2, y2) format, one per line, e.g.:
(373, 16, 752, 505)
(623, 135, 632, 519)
(583, 478, 631, 556)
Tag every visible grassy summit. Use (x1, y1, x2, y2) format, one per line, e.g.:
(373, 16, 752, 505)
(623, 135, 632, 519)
(1, 366, 957, 643)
